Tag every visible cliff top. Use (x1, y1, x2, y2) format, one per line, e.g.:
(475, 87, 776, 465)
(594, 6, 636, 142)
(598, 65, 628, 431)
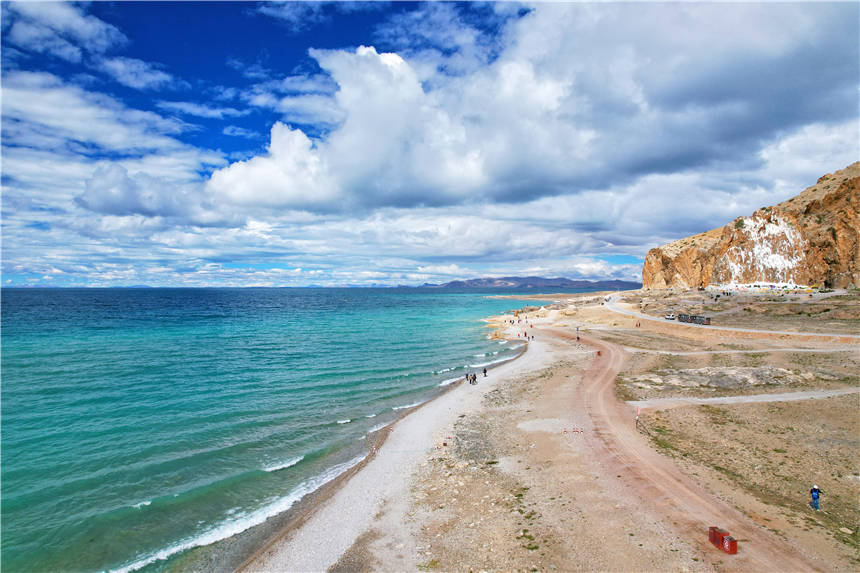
(775, 161, 860, 216)
(657, 161, 860, 258)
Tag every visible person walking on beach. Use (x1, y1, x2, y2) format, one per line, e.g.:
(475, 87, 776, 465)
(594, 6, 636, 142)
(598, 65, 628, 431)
(483, 368, 487, 377)
(810, 485, 823, 510)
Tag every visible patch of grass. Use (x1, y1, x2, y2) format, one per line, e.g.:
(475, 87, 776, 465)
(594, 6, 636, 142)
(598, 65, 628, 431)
(653, 437, 677, 451)
(699, 404, 732, 425)
(418, 558, 440, 570)
(615, 377, 637, 401)
(712, 464, 744, 480)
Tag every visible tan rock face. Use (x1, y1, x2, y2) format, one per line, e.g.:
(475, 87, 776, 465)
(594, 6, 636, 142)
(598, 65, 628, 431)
(642, 162, 860, 289)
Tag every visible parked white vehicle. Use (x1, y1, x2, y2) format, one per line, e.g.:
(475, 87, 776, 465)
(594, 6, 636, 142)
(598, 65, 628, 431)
(664, 313, 676, 320)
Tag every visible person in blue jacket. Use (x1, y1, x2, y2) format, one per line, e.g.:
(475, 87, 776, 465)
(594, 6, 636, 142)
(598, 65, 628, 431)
(810, 485, 823, 510)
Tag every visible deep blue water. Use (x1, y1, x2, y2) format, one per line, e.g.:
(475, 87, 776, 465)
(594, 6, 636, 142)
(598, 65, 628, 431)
(1, 288, 582, 572)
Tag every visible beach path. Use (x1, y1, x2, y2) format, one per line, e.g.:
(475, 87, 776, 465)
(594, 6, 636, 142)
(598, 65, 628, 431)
(627, 387, 860, 410)
(565, 330, 830, 572)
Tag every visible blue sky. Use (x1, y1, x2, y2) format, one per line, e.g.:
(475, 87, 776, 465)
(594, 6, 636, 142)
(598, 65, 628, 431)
(2, 1, 858, 287)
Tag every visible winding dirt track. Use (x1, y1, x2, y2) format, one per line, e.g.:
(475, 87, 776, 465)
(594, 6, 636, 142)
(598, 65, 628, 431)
(553, 329, 829, 572)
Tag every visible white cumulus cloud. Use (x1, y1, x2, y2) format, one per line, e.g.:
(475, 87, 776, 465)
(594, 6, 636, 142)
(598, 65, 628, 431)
(206, 122, 338, 209)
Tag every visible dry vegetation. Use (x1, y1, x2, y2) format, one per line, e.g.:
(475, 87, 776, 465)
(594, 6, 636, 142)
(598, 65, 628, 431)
(640, 395, 860, 567)
(633, 289, 860, 334)
(598, 289, 860, 568)
(616, 349, 860, 402)
(516, 289, 859, 567)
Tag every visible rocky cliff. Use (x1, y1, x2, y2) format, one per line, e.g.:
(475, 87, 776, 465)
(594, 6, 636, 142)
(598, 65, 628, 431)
(642, 162, 860, 289)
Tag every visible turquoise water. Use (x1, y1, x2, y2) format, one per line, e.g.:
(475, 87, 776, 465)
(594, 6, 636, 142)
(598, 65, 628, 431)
(1, 288, 574, 572)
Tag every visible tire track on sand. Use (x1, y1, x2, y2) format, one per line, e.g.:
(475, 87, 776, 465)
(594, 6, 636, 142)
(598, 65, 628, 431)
(551, 329, 829, 572)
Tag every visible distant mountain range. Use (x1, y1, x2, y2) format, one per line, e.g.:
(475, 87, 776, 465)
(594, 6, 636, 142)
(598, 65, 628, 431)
(418, 276, 641, 289)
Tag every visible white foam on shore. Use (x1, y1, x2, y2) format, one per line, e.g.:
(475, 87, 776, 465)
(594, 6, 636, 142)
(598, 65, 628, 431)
(264, 455, 305, 473)
(367, 422, 389, 434)
(360, 421, 392, 440)
(243, 326, 547, 572)
(392, 400, 426, 411)
(112, 453, 367, 573)
(433, 366, 456, 374)
(469, 355, 514, 369)
(498, 340, 508, 344)
(438, 376, 462, 387)
(471, 351, 499, 357)
(337, 419, 351, 424)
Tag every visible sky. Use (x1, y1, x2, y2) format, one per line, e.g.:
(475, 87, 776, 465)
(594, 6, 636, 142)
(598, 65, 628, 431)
(2, 1, 858, 287)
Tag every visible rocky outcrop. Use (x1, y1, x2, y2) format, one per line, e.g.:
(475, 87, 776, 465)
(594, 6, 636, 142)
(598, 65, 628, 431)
(642, 162, 860, 289)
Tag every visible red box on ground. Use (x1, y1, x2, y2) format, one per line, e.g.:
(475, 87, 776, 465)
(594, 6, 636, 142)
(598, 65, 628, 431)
(713, 529, 729, 548)
(722, 536, 738, 554)
(709, 526, 718, 544)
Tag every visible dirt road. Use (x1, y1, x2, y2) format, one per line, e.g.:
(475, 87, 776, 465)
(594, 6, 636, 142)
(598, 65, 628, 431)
(624, 347, 856, 356)
(605, 295, 860, 341)
(557, 329, 830, 572)
(627, 388, 860, 410)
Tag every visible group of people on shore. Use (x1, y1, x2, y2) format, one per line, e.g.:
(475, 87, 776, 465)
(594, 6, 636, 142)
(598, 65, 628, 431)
(466, 368, 488, 385)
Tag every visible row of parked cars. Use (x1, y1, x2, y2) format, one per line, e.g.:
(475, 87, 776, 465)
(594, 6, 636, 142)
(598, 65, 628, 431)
(665, 313, 712, 325)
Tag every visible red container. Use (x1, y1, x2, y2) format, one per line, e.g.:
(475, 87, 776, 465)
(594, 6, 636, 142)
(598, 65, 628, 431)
(708, 526, 718, 544)
(722, 536, 737, 554)
(713, 529, 729, 548)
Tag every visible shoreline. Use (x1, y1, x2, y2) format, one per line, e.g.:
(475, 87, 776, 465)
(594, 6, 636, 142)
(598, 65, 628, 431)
(236, 315, 541, 571)
(233, 286, 858, 571)
(120, 315, 527, 572)
(215, 287, 855, 571)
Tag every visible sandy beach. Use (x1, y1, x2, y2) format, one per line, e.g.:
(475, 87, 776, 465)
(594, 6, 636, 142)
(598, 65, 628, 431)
(242, 290, 859, 572)
(241, 319, 552, 571)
